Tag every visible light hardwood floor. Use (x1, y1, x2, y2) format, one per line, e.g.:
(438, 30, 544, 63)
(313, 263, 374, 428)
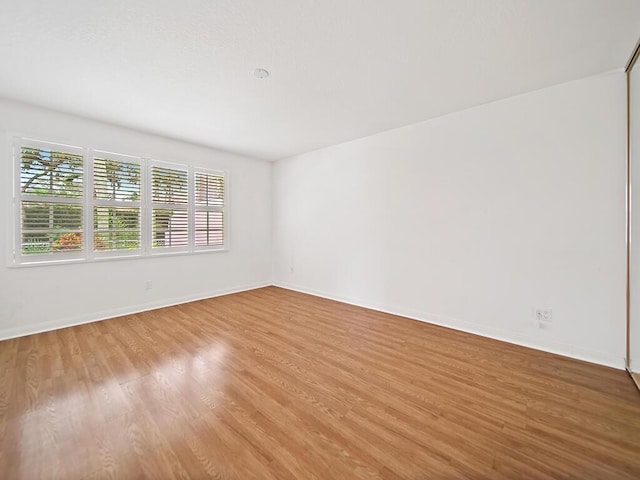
(1, 286, 639, 479)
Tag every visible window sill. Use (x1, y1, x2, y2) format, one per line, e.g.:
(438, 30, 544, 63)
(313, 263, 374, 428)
(9, 247, 229, 268)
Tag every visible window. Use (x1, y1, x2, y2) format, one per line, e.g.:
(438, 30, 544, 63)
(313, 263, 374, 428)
(93, 153, 142, 255)
(194, 170, 225, 248)
(13, 138, 227, 265)
(151, 163, 189, 250)
(18, 141, 85, 261)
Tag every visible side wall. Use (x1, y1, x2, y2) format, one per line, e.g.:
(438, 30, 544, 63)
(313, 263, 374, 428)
(629, 64, 640, 373)
(273, 72, 626, 368)
(0, 99, 272, 339)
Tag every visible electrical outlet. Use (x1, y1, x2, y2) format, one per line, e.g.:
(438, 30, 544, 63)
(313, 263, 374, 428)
(145, 280, 153, 290)
(534, 308, 552, 327)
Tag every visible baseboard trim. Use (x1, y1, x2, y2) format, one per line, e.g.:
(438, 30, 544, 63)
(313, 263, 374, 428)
(273, 282, 624, 370)
(626, 368, 640, 393)
(0, 282, 270, 342)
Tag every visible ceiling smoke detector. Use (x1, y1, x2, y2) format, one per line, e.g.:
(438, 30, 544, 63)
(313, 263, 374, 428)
(253, 68, 270, 79)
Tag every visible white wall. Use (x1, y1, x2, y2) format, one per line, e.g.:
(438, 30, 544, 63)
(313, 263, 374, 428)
(629, 65, 640, 373)
(0, 98, 272, 339)
(273, 72, 627, 368)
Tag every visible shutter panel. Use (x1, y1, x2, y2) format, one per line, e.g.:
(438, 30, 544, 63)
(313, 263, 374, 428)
(94, 206, 141, 251)
(20, 146, 83, 198)
(195, 171, 224, 207)
(93, 157, 141, 201)
(195, 211, 224, 246)
(152, 209, 189, 247)
(152, 166, 188, 205)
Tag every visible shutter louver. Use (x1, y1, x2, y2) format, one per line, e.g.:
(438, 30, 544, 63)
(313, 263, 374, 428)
(20, 146, 83, 198)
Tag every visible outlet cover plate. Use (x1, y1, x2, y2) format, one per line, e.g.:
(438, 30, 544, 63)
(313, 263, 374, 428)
(535, 308, 552, 324)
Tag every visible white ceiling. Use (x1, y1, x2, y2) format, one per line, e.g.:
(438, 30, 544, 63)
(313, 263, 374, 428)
(1, 1, 639, 160)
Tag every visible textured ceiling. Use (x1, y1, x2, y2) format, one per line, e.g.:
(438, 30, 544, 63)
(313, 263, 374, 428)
(1, 0, 639, 160)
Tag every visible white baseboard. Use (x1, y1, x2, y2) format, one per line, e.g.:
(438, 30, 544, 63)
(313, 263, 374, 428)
(273, 282, 625, 370)
(0, 282, 270, 342)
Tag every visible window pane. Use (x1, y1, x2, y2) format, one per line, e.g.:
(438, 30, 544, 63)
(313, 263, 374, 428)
(94, 158, 140, 201)
(21, 201, 83, 254)
(152, 166, 188, 204)
(152, 209, 188, 248)
(94, 206, 141, 251)
(21, 146, 83, 198)
(195, 172, 224, 207)
(195, 211, 224, 247)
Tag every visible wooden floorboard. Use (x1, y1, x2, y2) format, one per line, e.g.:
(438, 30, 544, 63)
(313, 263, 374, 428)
(1, 286, 639, 479)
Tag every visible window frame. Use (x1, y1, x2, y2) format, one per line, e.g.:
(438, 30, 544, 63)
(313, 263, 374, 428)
(11, 136, 229, 267)
(14, 137, 87, 265)
(149, 159, 191, 255)
(91, 150, 144, 260)
(193, 167, 228, 252)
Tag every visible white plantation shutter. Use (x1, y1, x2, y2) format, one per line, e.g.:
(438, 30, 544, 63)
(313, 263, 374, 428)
(92, 153, 142, 254)
(194, 170, 226, 248)
(151, 163, 189, 250)
(18, 140, 84, 261)
(14, 137, 229, 266)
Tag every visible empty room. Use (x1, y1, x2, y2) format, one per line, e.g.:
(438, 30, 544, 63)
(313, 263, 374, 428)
(2, 1, 640, 478)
